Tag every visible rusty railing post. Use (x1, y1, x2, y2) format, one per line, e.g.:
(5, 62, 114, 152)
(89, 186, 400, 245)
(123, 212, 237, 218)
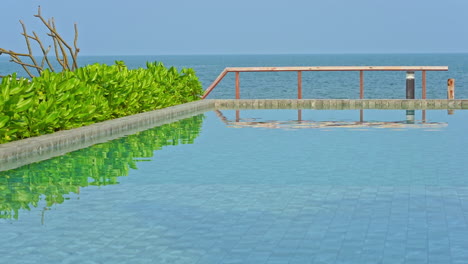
(447, 79, 455, 99)
(422, 70, 427, 99)
(359, 71, 364, 99)
(235, 72, 240, 99)
(447, 78, 455, 115)
(298, 71, 302, 99)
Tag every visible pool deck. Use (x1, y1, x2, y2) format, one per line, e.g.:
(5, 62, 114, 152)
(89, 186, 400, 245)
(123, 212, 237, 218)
(1, 99, 468, 171)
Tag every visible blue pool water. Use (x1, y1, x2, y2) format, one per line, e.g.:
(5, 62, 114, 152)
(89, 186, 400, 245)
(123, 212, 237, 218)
(1, 109, 468, 264)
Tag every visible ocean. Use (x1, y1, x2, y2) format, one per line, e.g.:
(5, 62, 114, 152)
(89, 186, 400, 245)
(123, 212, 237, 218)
(1, 53, 466, 99)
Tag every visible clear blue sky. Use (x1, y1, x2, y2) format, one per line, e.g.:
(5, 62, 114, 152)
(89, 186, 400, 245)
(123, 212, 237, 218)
(1, 0, 467, 55)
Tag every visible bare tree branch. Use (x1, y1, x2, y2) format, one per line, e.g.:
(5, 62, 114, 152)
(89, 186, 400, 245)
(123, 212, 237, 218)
(19, 20, 42, 75)
(73, 23, 80, 70)
(51, 18, 70, 71)
(34, 6, 78, 70)
(52, 36, 66, 70)
(9, 54, 35, 78)
(0, 5, 79, 77)
(0, 48, 31, 58)
(32, 31, 55, 71)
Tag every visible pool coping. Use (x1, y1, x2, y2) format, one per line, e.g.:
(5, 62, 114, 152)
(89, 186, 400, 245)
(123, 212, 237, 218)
(0, 100, 214, 171)
(1, 99, 467, 171)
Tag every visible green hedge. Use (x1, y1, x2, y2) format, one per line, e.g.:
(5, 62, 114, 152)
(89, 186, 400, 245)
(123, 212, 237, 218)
(0, 114, 204, 220)
(0, 61, 203, 143)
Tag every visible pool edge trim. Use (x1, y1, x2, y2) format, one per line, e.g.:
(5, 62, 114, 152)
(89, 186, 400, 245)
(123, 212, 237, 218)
(0, 100, 215, 171)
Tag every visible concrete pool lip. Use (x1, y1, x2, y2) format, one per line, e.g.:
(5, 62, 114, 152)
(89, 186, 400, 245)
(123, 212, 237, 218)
(1, 99, 467, 171)
(0, 100, 214, 172)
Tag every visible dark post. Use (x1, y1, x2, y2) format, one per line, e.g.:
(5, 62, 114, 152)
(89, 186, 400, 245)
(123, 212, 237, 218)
(406, 71, 415, 123)
(406, 71, 415, 99)
(406, 110, 415, 124)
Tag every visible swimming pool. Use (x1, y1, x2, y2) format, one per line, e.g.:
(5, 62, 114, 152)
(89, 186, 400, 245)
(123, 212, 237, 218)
(1, 108, 468, 264)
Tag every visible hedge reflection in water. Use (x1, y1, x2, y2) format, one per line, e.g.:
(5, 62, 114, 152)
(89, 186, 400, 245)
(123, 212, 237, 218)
(0, 114, 205, 220)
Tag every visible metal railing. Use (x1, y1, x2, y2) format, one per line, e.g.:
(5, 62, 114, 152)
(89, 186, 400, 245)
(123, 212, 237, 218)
(202, 66, 449, 99)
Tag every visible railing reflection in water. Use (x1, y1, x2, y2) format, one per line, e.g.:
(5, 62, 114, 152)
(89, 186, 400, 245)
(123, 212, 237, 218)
(215, 110, 447, 130)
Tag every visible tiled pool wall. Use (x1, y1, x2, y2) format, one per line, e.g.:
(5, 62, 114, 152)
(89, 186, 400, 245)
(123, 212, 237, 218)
(1, 99, 467, 171)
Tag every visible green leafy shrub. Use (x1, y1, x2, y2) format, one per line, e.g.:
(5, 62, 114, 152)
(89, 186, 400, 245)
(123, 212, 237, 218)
(0, 114, 204, 220)
(0, 61, 203, 143)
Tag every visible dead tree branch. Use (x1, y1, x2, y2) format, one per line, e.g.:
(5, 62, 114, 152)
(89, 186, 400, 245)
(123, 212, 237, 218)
(0, 6, 79, 78)
(35, 6, 79, 70)
(31, 31, 54, 71)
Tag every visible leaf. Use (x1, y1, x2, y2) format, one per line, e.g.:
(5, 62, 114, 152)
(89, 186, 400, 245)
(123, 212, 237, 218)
(16, 98, 34, 112)
(0, 115, 9, 129)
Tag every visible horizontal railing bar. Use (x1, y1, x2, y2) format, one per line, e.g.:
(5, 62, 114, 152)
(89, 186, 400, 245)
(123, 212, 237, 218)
(225, 66, 448, 72)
